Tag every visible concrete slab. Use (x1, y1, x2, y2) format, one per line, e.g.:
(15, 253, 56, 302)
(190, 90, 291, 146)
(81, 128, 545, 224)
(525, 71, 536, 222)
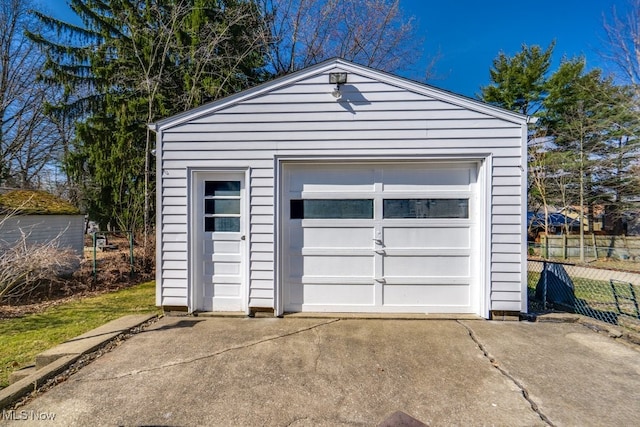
(0, 355, 80, 410)
(0, 314, 157, 410)
(1, 317, 639, 426)
(461, 320, 640, 427)
(7, 366, 36, 385)
(535, 312, 640, 346)
(35, 314, 156, 369)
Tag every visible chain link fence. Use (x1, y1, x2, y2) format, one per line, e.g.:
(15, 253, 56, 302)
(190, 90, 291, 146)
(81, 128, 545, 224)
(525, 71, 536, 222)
(528, 259, 640, 330)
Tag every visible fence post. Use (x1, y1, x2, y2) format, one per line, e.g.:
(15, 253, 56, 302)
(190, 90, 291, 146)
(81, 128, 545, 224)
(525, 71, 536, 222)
(128, 231, 134, 277)
(92, 232, 97, 281)
(563, 234, 567, 260)
(542, 260, 548, 310)
(592, 233, 597, 260)
(544, 235, 549, 259)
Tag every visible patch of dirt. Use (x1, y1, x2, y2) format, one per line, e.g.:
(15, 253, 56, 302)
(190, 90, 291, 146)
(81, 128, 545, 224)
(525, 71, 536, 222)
(0, 234, 155, 319)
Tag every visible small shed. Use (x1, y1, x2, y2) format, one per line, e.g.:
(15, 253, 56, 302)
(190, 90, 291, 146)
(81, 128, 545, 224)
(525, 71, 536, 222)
(0, 190, 84, 256)
(151, 58, 532, 318)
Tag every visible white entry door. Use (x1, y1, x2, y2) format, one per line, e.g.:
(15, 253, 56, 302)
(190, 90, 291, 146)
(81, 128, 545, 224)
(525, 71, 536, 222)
(193, 172, 246, 311)
(282, 162, 480, 314)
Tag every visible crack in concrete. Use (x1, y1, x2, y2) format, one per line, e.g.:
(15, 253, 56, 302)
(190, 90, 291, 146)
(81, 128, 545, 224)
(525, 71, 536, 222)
(312, 327, 322, 373)
(283, 415, 363, 427)
(83, 318, 341, 381)
(456, 320, 556, 427)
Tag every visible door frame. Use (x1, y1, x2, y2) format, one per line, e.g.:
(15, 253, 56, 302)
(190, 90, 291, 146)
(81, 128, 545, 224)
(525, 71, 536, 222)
(188, 168, 250, 313)
(275, 155, 491, 317)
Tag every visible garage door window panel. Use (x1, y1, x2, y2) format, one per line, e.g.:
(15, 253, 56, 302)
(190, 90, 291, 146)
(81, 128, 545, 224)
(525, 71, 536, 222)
(383, 199, 469, 219)
(290, 199, 373, 219)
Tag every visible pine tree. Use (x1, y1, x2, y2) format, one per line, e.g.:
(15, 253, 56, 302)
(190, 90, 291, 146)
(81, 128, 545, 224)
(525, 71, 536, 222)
(480, 42, 554, 116)
(544, 62, 640, 238)
(481, 44, 640, 259)
(480, 43, 557, 235)
(28, 0, 268, 237)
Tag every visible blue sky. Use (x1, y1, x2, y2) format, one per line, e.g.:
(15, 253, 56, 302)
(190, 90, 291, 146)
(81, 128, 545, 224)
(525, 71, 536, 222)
(44, 0, 627, 98)
(403, 0, 628, 96)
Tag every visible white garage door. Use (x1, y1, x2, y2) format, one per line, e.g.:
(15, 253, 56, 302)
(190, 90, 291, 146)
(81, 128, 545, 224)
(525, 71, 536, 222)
(282, 162, 480, 314)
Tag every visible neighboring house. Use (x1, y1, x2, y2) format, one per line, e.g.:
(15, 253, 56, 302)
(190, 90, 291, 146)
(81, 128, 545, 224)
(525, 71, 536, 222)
(150, 58, 532, 319)
(0, 190, 84, 256)
(527, 210, 580, 239)
(559, 205, 605, 232)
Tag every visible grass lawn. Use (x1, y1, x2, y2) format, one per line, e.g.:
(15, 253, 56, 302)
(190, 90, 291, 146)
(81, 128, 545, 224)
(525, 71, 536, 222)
(0, 281, 160, 389)
(527, 270, 615, 301)
(528, 269, 622, 302)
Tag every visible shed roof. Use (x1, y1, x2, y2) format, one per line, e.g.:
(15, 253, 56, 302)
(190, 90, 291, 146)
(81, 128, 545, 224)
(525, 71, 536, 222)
(0, 190, 81, 215)
(150, 58, 531, 132)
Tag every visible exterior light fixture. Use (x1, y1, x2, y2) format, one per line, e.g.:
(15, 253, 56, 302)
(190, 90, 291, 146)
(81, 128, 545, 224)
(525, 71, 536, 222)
(329, 72, 347, 100)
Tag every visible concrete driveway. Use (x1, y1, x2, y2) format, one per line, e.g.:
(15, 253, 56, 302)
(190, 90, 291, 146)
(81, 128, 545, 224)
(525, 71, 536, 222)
(2, 316, 640, 426)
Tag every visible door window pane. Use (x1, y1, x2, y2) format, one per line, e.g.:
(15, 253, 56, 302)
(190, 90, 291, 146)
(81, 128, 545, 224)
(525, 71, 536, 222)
(205, 199, 240, 215)
(205, 217, 240, 232)
(205, 181, 240, 197)
(204, 180, 241, 232)
(290, 199, 373, 219)
(383, 199, 469, 219)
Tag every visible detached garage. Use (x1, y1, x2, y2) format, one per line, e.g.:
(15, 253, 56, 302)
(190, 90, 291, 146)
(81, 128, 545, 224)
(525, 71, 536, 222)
(151, 58, 532, 319)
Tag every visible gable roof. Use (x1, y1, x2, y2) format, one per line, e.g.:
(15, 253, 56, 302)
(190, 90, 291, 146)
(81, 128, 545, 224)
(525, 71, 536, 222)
(150, 58, 531, 132)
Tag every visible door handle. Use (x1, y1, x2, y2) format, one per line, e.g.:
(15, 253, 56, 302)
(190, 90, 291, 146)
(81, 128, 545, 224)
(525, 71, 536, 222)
(374, 278, 386, 283)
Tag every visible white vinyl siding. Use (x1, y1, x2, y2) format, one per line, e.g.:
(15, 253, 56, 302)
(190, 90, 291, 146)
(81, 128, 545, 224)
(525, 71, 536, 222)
(0, 215, 84, 256)
(156, 60, 528, 314)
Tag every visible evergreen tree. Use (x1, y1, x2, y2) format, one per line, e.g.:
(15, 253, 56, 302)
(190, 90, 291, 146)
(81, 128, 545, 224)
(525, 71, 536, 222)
(481, 44, 640, 251)
(28, 0, 268, 235)
(544, 61, 640, 235)
(480, 42, 554, 116)
(600, 84, 640, 233)
(480, 43, 558, 234)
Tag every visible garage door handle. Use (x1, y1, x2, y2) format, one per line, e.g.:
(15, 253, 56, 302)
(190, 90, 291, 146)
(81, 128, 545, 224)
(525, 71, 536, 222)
(372, 238, 383, 244)
(374, 249, 386, 255)
(374, 278, 386, 283)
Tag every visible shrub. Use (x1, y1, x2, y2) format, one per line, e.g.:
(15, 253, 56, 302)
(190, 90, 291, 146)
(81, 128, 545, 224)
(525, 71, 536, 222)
(0, 230, 80, 304)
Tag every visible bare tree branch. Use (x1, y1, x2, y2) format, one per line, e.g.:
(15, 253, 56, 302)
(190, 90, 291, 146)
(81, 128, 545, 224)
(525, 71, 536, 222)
(603, 0, 640, 89)
(0, 0, 63, 188)
(260, 0, 426, 75)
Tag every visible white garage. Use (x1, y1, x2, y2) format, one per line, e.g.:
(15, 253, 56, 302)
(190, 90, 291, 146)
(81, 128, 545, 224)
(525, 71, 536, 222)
(151, 58, 532, 319)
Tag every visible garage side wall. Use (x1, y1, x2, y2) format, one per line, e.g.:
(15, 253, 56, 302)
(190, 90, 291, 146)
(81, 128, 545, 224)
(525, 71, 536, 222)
(158, 69, 526, 313)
